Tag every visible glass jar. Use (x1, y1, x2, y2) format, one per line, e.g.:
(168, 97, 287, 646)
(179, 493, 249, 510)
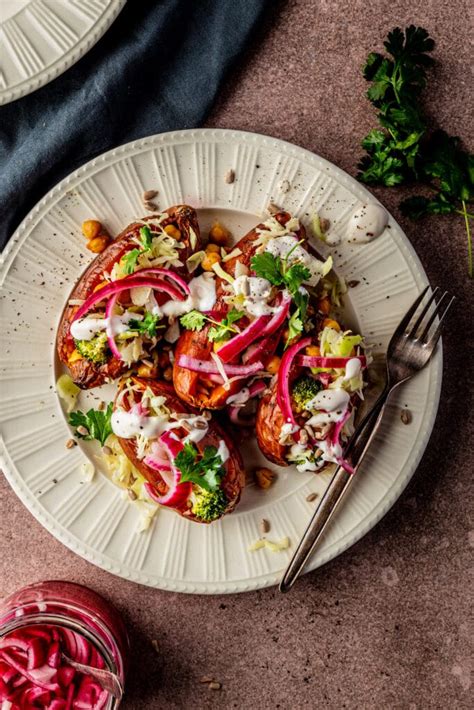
(0, 580, 130, 708)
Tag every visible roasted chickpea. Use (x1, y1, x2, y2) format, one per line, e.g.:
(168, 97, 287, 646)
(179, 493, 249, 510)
(201, 252, 221, 271)
(208, 222, 231, 246)
(164, 224, 181, 240)
(82, 219, 102, 240)
(205, 243, 220, 254)
(322, 318, 341, 332)
(86, 235, 110, 254)
(254, 467, 276, 489)
(137, 364, 159, 378)
(318, 297, 331, 315)
(163, 366, 173, 381)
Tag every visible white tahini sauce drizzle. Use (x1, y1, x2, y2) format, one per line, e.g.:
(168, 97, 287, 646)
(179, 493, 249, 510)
(232, 275, 276, 316)
(344, 357, 362, 381)
(70, 311, 142, 341)
(161, 273, 216, 318)
(306, 389, 350, 413)
(111, 407, 167, 439)
(217, 439, 230, 463)
(346, 203, 388, 243)
(264, 236, 330, 286)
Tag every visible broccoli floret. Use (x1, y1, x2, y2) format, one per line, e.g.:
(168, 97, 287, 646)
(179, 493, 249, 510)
(291, 375, 322, 412)
(75, 332, 109, 364)
(191, 488, 228, 522)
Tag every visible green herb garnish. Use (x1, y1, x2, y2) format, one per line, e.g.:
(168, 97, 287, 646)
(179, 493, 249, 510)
(128, 312, 162, 338)
(180, 308, 244, 342)
(357, 25, 474, 277)
(174, 442, 225, 492)
(251, 249, 311, 341)
(122, 226, 155, 275)
(69, 403, 113, 446)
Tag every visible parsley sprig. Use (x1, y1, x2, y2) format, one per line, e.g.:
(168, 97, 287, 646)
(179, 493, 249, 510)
(180, 308, 244, 343)
(128, 312, 163, 338)
(174, 442, 224, 492)
(69, 403, 113, 446)
(358, 26, 474, 277)
(251, 246, 311, 342)
(123, 226, 154, 275)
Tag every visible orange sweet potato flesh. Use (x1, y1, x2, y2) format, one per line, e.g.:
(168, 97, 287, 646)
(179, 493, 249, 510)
(57, 205, 201, 390)
(116, 378, 245, 523)
(172, 212, 306, 410)
(255, 382, 288, 466)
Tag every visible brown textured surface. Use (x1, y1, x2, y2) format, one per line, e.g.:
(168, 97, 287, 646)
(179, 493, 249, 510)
(1, 1, 473, 708)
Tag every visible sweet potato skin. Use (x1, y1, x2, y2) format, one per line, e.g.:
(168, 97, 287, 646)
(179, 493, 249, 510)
(255, 383, 288, 466)
(57, 205, 200, 389)
(172, 212, 305, 410)
(116, 378, 245, 523)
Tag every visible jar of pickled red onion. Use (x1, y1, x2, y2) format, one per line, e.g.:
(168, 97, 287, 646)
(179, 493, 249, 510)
(0, 580, 129, 709)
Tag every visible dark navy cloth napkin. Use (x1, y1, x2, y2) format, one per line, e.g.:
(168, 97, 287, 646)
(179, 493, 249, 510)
(0, 0, 271, 250)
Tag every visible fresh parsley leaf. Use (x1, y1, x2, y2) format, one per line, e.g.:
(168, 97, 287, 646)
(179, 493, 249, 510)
(357, 26, 474, 277)
(68, 403, 113, 446)
(139, 225, 153, 250)
(122, 248, 141, 275)
(174, 442, 224, 492)
(284, 263, 311, 294)
(208, 309, 244, 343)
(250, 253, 285, 286)
(128, 312, 162, 338)
(287, 311, 304, 344)
(180, 310, 207, 331)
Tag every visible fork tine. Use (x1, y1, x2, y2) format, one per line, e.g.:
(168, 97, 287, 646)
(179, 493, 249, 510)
(423, 295, 455, 350)
(388, 286, 430, 347)
(407, 286, 440, 338)
(418, 291, 449, 342)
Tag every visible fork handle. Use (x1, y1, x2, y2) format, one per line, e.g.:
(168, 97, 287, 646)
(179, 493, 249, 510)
(279, 384, 391, 593)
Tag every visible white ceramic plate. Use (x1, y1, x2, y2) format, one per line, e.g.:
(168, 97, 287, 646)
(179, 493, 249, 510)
(0, 129, 441, 594)
(0, 0, 126, 106)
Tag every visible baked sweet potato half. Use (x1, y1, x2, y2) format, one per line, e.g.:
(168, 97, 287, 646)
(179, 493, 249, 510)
(57, 205, 201, 389)
(172, 211, 310, 410)
(113, 377, 245, 523)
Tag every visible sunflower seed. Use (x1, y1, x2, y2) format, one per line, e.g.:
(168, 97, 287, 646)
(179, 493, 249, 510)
(151, 639, 159, 653)
(225, 169, 235, 184)
(260, 519, 270, 534)
(267, 202, 280, 215)
(97, 400, 106, 411)
(347, 280, 360, 288)
(66, 439, 77, 449)
(128, 490, 137, 501)
(143, 190, 158, 201)
(208, 682, 221, 690)
(144, 201, 158, 212)
(306, 492, 318, 502)
(102, 445, 112, 455)
(76, 425, 89, 437)
(400, 409, 412, 425)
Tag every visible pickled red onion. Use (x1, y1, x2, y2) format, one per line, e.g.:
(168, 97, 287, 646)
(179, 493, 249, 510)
(177, 354, 263, 377)
(144, 432, 192, 508)
(277, 337, 312, 427)
(71, 277, 184, 324)
(296, 355, 367, 369)
(131, 267, 190, 295)
(215, 315, 271, 363)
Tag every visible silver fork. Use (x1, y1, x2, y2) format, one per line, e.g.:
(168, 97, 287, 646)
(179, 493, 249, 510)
(280, 286, 455, 593)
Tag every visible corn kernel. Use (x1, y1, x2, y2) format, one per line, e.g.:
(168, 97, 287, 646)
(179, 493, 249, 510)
(68, 349, 82, 363)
